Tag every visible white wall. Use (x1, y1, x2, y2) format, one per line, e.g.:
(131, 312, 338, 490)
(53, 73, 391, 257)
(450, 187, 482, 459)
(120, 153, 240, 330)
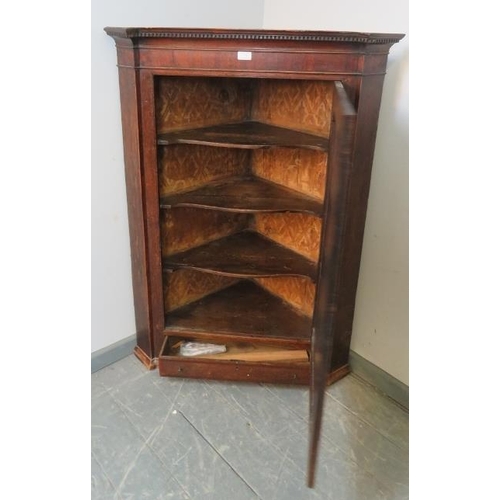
(263, 0, 409, 384)
(91, 1, 265, 352)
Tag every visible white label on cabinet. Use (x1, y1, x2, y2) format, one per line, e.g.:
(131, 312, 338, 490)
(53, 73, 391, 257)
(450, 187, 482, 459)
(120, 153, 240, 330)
(237, 51, 252, 61)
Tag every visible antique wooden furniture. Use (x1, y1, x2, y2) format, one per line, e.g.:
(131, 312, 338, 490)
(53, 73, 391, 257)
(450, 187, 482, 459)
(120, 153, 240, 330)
(105, 27, 404, 486)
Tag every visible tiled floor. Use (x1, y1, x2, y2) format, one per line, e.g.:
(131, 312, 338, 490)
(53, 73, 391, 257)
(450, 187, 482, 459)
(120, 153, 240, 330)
(92, 355, 409, 499)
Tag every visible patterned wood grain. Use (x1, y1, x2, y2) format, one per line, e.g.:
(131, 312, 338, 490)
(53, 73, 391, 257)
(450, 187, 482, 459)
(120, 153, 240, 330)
(164, 281, 312, 343)
(253, 276, 316, 318)
(161, 208, 250, 256)
(252, 148, 327, 201)
(161, 177, 322, 215)
(157, 121, 328, 151)
(252, 80, 334, 137)
(253, 212, 322, 262)
(156, 77, 252, 133)
(163, 231, 317, 279)
(158, 145, 250, 196)
(164, 269, 238, 312)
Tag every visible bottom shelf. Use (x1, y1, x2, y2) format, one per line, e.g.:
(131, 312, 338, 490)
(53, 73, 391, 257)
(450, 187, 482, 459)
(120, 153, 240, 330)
(159, 334, 310, 384)
(164, 281, 312, 346)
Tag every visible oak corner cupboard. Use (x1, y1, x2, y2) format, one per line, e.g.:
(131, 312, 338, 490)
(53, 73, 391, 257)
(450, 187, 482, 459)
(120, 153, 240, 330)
(105, 26, 404, 486)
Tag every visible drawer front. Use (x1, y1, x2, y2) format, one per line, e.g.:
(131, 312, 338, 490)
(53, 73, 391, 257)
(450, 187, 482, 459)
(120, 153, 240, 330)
(158, 356, 309, 384)
(158, 335, 310, 384)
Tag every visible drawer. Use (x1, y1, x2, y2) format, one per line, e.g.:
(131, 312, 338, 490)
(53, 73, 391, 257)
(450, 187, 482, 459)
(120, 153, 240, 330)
(158, 335, 311, 384)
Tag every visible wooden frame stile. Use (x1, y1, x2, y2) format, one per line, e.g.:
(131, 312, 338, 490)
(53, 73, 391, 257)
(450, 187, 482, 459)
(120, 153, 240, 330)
(114, 38, 155, 368)
(330, 62, 390, 373)
(138, 69, 165, 363)
(308, 81, 357, 487)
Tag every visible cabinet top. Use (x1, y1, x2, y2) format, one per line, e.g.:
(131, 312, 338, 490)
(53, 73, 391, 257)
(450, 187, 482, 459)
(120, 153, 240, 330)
(104, 27, 404, 45)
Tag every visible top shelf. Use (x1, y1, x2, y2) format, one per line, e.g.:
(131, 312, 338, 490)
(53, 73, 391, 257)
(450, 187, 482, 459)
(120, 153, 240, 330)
(157, 121, 329, 151)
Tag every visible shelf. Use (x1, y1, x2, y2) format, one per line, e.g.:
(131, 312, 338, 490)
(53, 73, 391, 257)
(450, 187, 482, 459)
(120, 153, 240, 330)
(163, 231, 317, 279)
(160, 177, 323, 215)
(164, 281, 312, 344)
(157, 121, 329, 151)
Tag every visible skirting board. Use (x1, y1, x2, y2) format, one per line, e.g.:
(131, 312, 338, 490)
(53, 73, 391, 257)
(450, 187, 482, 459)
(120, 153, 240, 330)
(91, 335, 137, 374)
(91, 335, 409, 409)
(349, 351, 409, 410)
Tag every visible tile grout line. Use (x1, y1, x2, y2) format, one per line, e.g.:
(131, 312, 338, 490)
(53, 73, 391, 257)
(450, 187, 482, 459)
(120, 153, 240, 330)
(91, 450, 125, 500)
(270, 449, 289, 500)
(176, 409, 262, 499)
(170, 474, 193, 500)
(113, 435, 158, 498)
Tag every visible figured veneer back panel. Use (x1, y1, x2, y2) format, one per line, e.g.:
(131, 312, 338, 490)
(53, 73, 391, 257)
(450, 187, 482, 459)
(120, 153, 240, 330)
(253, 212, 322, 263)
(164, 269, 238, 312)
(252, 148, 327, 201)
(252, 80, 334, 137)
(158, 145, 250, 196)
(155, 77, 252, 133)
(161, 208, 250, 256)
(253, 276, 316, 317)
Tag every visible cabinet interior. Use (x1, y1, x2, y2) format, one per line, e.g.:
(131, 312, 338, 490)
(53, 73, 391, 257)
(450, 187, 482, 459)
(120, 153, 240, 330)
(155, 76, 335, 352)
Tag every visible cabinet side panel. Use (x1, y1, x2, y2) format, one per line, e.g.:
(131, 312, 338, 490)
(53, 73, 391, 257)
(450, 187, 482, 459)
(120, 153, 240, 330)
(330, 72, 388, 371)
(116, 65, 152, 357)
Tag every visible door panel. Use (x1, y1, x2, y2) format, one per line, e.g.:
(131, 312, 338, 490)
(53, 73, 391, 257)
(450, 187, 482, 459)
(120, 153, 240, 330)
(308, 81, 357, 487)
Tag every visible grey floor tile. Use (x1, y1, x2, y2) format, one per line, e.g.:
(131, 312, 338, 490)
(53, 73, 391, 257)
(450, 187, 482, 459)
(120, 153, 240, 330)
(249, 381, 406, 499)
(263, 383, 309, 420)
(92, 453, 119, 500)
(108, 371, 182, 441)
(256, 417, 394, 500)
(225, 385, 408, 498)
(149, 406, 258, 499)
(93, 355, 147, 391)
(206, 381, 309, 453)
(314, 439, 395, 500)
(270, 458, 326, 500)
(321, 395, 408, 492)
(161, 476, 191, 499)
(92, 378, 108, 400)
(178, 381, 394, 500)
(174, 382, 294, 499)
(327, 376, 409, 451)
(152, 375, 198, 403)
(92, 391, 173, 499)
(92, 361, 409, 500)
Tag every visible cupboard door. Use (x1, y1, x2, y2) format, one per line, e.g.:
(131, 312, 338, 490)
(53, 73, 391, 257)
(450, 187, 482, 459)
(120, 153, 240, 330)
(308, 81, 357, 487)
